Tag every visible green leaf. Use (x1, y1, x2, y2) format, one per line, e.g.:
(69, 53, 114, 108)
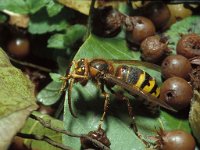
(164, 16, 200, 53)
(28, 9, 68, 34)
(47, 25, 86, 49)
(0, 0, 48, 14)
(49, 73, 62, 82)
(0, 12, 8, 23)
(21, 111, 63, 150)
(37, 81, 62, 105)
(0, 48, 37, 117)
(74, 34, 141, 60)
(64, 24, 87, 47)
(26, 0, 48, 14)
(56, 56, 70, 75)
(62, 34, 190, 149)
(0, 48, 37, 149)
(46, 0, 63, 17)
(0, 0, 29, 14)
(47, 34, 66, 49)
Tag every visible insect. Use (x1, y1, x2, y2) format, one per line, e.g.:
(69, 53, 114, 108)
(60, 58, 175, 135)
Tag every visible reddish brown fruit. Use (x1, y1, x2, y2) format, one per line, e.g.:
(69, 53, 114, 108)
(142, 2, 171, 29)
(125, 16, 156, 45)
(157, 130, 196, 150)
(80, 128, 111, 149)
(7, 37, 30, 58)
(92, 6, 123, 37)
(141, 35, 169, 63)
(161, 55, 192, 80)
(176, 33, 200, 58)
(160, 77, 193, 110)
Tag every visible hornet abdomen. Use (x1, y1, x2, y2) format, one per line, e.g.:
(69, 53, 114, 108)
(115, 65, 160, 114)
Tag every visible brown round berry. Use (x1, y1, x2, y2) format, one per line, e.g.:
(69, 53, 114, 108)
(158, 130, 196, 150)
(142, 2, 171, 29)
(80, 128, 111, 149)
(7, 37, 30, 58)
(160, 77, 193, 110)
(161, 55, 192, 80)
(176, 33, 200, 58)
(125, 16, 156, 46)
(141, 35, 169, 63)
(92, 6, 123, 37)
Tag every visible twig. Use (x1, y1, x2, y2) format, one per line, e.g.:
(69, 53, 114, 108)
(9, 56, 52, 72)
(53, 95, 65, 119)
(85, 0, 96, 39)
(30, 114, 110, 150)
(17, 133, 74, 150)
(166, 0, 200, 3)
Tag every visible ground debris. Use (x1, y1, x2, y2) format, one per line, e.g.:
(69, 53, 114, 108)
(189, 66, 200, 91)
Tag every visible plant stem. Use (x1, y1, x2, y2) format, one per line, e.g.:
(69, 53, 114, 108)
(30, 114, 110, 150)
(85, 0, 96, 39)
(17, 133, 74, 150)
(9, 57, 51, 72)
(53, 95, 65, 119)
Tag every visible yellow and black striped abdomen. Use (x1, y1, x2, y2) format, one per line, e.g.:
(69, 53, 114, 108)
(135, 71, 160, 98)
(116, 65, 160, 97)
(115, 65, 160, 114)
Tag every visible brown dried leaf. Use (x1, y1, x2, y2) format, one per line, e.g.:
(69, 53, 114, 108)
(189, 90, 200, 144)
(3, 10, 29, 28)
(57, 0, 120, 15)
